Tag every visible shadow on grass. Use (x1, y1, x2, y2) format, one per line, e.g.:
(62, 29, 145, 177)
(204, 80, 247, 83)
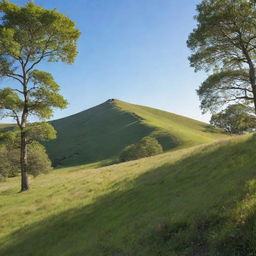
(202, 124, 226, 134)
(1, 136, 256, 256)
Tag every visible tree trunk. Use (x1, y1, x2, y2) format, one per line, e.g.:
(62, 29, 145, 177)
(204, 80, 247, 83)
(253, 89, 256, 114)
(242, 48, 256, 113)
(20, 131, 29, 192)
(247, 63, 256, 113)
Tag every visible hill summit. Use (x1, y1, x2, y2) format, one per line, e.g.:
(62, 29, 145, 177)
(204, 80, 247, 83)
(46, 99, 227, 167)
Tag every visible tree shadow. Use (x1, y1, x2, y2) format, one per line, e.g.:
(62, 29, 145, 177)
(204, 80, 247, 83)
(1, 136, 256, 256)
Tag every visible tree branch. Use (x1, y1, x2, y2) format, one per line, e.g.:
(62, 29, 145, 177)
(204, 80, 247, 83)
(26, 54, 45, 74)
(12, 110, 21, 128)
(235, 96, 254, 100)
(224, 86, 253, 93)
(26, 34, 55, 74)
(14, 89, 23, 94)
(6, 74, 23, 85)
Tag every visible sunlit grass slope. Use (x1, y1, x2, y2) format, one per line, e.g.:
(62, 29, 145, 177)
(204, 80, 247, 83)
(46, 99, 227, 167)
(115, 100, 227, 148)
(1, 135, 256, 255)
(0, 123, 15, 130)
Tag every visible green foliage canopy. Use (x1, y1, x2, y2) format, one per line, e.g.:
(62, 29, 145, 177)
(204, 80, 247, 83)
(0, 0, 81, 123)
(187, 0, 256, 113)
(0, 141, 52, 181)
(0, 0, 80, 64)
(120, 136, 163, 162)
(0, 1, 80, 190)
(0, 122, 56, 146)
(210, 104, 256, 134)
(0, 124, 54, 181)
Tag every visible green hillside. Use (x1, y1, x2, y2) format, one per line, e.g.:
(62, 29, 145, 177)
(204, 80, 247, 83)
(46, 99, 227, 166)
(0, 124, 15, 130)
(0, 134, 256, 255)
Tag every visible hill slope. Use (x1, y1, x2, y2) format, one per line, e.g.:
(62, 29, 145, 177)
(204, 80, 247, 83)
(0, 124, 15, 130)
(46, 99, 227, 166)
(0, 135, 256, 255)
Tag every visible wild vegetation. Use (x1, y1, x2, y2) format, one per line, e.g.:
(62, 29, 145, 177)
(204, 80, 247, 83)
(0, 141, 52, 181)
(46, 99, 227, 167)
(1, 0, 256, 255)
(120, 136, 163, 162)
(0, 122, 55, 180)
(0, 135, 256, 255)
(0, 1, 80, 191)
(187, 0, 256, 113)
(210, 104, 256, 134)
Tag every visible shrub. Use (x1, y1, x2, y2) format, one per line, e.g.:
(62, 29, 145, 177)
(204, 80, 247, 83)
(120, 136, 163, 162)
(0, 142, 52, 181)
(0, 145, 19, 180)
(27, 142, 52, 177)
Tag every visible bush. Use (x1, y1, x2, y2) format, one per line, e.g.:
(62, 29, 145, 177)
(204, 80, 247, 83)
(0, 145, 19, 180)
(0, 141, 52, 181)
(27, 142, 52, 177)
(120, 136, 163, 162)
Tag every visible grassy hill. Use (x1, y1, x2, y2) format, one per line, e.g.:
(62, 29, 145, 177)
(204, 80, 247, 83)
(0, 134, 256, 255)
(0, 123, 15, 130)
(46, 99, 227, 167)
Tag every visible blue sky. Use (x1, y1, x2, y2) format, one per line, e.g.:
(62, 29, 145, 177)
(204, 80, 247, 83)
(5, 0, 210, 122)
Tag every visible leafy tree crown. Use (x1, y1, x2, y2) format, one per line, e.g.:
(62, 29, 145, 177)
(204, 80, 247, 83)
(187, 0, 256, 113)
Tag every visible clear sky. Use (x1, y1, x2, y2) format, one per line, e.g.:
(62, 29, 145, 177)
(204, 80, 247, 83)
(4, 0, 211, 122)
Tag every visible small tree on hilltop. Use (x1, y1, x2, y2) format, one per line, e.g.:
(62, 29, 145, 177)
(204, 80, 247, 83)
(210, 104, 256, 134)
(187, 0, 256, 114)
(0, 1, 80, 191)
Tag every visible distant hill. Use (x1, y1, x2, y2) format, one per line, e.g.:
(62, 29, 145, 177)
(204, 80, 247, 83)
(46, 99, 227, 167)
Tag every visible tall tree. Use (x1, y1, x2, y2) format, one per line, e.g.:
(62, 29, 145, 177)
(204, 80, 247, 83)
(210, 104, 256, 134)
(0, 1, 80, 191)
(187, 0, 256, 114)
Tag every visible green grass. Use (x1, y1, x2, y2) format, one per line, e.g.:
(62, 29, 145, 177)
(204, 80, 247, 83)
(46, 99, 227, 166)
(1, 134, 256, 255)
(0, 123, 15, 131)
